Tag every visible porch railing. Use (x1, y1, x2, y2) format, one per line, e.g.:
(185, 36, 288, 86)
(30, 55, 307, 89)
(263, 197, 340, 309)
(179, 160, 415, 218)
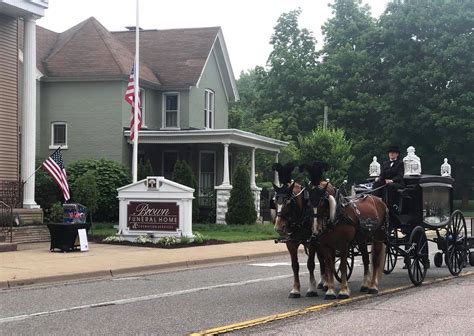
(0, 201, 13, 243)
(0, 180, 23, 209)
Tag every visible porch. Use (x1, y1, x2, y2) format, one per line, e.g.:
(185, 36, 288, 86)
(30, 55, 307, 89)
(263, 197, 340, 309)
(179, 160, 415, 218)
(125, 129, 287, 223)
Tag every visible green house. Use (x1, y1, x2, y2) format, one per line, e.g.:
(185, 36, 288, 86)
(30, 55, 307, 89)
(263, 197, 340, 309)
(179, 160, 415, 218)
(33, 17, 287, 223)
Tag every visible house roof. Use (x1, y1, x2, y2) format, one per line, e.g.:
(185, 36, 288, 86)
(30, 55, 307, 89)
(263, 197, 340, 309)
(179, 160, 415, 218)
(33, 17, 237, 94)
(112, 27, 220, 90)
(36, 17, 160, 86)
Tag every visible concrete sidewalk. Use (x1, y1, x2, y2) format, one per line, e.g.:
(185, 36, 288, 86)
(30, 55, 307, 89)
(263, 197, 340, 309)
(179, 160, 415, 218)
(0, 240, 290, 289)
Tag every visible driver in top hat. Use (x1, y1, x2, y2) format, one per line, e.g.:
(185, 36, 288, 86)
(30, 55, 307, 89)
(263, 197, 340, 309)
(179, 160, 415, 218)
(372, 145, 405, 211)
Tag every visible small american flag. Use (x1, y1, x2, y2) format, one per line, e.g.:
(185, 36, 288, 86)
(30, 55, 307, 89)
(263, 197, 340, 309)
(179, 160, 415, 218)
(124, 63, 142, 142)
(42, 148, 70, 201)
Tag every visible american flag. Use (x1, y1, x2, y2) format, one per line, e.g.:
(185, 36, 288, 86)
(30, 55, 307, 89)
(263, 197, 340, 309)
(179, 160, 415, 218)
(124, 63, 142, 142)
(42, 148, 70, 201)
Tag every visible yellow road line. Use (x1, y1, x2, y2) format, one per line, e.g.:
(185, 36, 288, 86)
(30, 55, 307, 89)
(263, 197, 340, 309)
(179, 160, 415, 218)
(190, 270, 474, 335)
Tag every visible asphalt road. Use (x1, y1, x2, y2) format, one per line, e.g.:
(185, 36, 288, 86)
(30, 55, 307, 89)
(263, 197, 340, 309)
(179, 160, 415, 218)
(231, 274, 474, 335)
(0, 242, 472, 335)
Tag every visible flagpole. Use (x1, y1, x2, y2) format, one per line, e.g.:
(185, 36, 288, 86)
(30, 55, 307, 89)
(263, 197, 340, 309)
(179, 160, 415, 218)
(23, 146, 61, 185)
(132, 0, 140, 183)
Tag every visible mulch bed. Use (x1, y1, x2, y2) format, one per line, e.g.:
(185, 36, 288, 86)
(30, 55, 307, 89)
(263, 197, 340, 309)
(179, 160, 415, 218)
(88, 235, 229, 249)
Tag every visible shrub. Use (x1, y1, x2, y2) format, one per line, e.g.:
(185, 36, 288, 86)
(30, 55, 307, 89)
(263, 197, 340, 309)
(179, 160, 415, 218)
(138, 159, 154, 180)
(49, 202, 63, 223)
(172, 160, 199, 222)
(67, 159, 131, 222)
(299, 126, 354, 186)
(225, 165, 257, 225)
(35, 166, 63, 212)
(71, 170, 98, 220)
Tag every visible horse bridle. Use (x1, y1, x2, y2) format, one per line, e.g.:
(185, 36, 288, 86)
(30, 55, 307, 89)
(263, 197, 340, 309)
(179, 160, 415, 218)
(309, 184, 330, 220)
(274, 187, 306, 232)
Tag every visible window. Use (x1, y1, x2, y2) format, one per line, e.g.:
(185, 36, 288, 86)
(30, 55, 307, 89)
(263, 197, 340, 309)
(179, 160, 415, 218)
(163, 93, 179, 128)
(162, 151, 178, 180)
(199, 151, 216, 206)
(140, 88, 146, 127)
(204, 89, 214, 129)
(50, 122, 67, 149)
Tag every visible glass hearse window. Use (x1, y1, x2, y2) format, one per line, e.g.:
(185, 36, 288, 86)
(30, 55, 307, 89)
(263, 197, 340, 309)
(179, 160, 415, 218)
(423, 186, 450, 224)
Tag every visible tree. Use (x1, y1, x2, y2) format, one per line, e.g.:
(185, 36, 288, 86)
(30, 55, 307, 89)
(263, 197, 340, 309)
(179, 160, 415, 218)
(299, 126, 354, 186)
(377, 0, 474, 204)
(172, 160, 199, 222)
(225, 165, 257, 225)
(319, 0, 382, 182)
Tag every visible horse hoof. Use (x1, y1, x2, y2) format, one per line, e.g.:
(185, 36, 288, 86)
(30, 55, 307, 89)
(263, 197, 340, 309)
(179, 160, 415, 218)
(360, 286, 368, 293)
(337, 293, 350, 300)
(288, 293, 301, 298)
(368, 288, 379, 295)
(324, 294, 337, 300)
(306, 291, 318, 297)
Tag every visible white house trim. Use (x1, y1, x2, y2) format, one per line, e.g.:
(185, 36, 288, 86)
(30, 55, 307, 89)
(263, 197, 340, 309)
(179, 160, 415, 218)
(124, 128, 288, 153)
(195, 29, 239, 102)
(161, 92, 180, 130)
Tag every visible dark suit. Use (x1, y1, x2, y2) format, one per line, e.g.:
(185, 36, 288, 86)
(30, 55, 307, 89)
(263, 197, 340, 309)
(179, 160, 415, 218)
(373, 158, 404, 207)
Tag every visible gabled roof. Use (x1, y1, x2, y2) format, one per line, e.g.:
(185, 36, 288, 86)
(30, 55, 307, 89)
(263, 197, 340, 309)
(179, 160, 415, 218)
(36, 17, 160, 86)
(112, 27, 219, 90)
(34, 17, 238, 96)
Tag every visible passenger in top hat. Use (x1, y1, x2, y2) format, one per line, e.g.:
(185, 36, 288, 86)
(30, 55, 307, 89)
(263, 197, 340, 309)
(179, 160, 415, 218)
(372, 145, 405, 211)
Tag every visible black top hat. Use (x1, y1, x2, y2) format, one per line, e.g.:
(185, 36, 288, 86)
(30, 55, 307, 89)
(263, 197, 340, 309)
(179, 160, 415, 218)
(387, 145, 401, 153)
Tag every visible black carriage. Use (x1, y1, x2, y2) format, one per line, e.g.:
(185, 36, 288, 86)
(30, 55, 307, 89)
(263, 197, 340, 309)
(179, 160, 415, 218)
(341, 175, 472, 286)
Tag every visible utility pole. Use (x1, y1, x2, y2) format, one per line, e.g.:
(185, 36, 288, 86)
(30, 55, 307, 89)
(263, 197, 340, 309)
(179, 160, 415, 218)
(323, 105, 328, 130)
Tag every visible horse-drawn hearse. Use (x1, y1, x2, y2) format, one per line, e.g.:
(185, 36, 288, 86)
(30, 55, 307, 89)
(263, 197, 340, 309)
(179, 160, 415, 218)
(271, 161, 472, 300)
(353, 174, 473, 286)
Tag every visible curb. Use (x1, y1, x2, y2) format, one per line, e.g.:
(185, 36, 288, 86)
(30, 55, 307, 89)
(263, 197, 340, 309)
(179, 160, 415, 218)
(0, 250, 290, 290)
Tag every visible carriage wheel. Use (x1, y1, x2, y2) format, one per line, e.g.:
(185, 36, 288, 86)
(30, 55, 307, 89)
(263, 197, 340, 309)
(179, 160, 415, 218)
(407, 226, 428, 286)
(334, 247, 355, 283)
(434, 252, 443, 268)
(469, 251, 474, 267)
(384, 226, 398, 274)
(444, 210, 467, 276)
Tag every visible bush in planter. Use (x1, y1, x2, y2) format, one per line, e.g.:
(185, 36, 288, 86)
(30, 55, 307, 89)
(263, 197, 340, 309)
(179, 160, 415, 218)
(225, 165, 257, 225)
(172, 160, 199, 222)
(67, 159, 131, 222)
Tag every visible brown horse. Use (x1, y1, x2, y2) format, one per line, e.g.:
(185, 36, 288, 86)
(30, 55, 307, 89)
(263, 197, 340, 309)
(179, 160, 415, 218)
(272, 163, 324, 298)
(302, 162, 387, 299)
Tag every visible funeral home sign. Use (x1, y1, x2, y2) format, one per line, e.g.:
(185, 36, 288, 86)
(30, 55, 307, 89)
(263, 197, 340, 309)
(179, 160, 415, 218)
(117, 177, 194, 241)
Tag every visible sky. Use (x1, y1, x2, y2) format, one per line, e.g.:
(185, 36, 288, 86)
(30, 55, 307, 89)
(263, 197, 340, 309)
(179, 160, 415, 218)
(37, 0, 389, 79)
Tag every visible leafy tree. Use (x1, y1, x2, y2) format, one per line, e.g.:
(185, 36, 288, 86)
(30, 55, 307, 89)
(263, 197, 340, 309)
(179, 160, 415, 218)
(319, 0, 383, 182)
(225, 165, 257, 225)
(299, 126, 354, 186)
(377, 0, 474, 204)
(172, 160, 199, 222)
(67, 159, 131, 222)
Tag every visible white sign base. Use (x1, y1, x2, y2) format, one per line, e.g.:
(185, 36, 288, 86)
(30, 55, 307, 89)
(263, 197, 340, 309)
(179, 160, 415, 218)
(78, 228, 89, 251)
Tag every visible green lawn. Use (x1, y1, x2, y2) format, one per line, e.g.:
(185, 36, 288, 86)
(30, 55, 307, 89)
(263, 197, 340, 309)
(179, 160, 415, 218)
(453, 200, 474, 218)
(89, 222, 278, 242)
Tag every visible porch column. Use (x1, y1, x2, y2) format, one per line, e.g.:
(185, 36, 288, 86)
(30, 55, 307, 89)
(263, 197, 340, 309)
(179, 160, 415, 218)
(273, 152, 279, 185)
(222, 142, 230, 186)
(215, 142, 232, 224)
(21, 17, 39, 209)
(250, 148, 257, 188)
